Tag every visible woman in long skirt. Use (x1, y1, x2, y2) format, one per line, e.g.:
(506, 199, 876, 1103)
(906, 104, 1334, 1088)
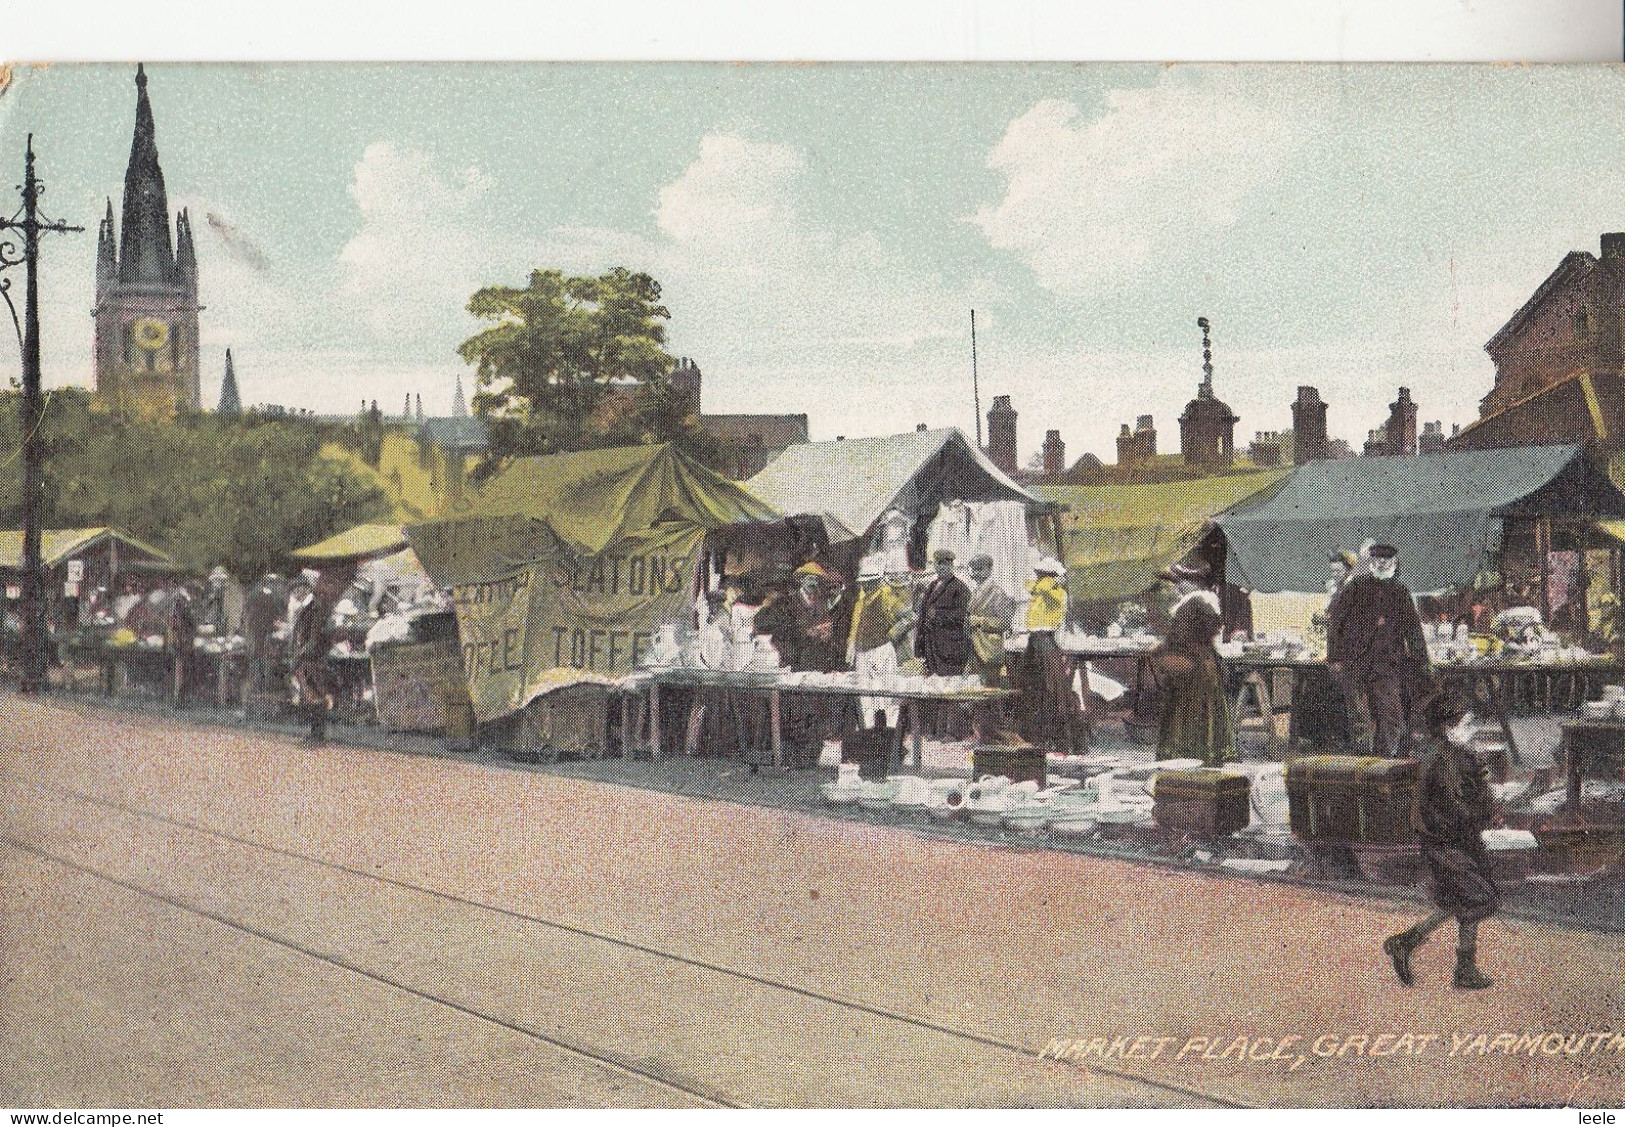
(1153, 570, 1234, 766)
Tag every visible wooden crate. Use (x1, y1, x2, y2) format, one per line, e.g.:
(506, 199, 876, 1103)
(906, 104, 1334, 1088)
(1152, 769, 1251, 837)
(1286, 755, 1418, 845)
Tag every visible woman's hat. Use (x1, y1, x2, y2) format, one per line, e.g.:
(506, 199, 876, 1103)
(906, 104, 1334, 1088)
(1160, 561, 1212, 584)
(1034, 557, 1066, 576)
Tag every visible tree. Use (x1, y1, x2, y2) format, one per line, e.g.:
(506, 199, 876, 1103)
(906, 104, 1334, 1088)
(0, 395, 391, 580)
(459, 267, 705, 466)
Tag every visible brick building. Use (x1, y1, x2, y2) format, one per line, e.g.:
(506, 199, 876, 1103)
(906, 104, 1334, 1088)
(1453, 232, 1625, 451)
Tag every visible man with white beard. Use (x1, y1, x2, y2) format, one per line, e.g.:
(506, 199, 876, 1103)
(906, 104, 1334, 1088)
(1327, 543, 1433, 757)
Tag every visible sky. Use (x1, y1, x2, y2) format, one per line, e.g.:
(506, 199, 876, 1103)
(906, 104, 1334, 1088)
(3, 61, 1625, 465)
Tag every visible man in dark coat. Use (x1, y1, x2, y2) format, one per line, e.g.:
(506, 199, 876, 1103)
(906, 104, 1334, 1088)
(1382, 691, 1499, 989)
(164, 586, 198, 707)
(757, 561, 846, 766)
(916, 549, 972, 738)
(917, 550, 971, 674)
(242, 572, 286, 697)
(1327, 543, 1432, 757)
(289, 575, 337, 744)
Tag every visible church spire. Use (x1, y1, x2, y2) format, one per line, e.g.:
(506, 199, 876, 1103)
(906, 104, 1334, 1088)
(117, 63, 177, 287)
(175, 207, 197, 288)
(96, 198, 117, 293)
(452, 372, 468, 417)
(217, 349, 241, 417)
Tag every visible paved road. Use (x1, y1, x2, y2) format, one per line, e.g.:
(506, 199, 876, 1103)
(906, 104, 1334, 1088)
(1, 694, 1620, 1108)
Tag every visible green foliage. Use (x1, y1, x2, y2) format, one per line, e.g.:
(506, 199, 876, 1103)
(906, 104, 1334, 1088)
(0, 392, 391, 580)
(459, 266, 719, 472)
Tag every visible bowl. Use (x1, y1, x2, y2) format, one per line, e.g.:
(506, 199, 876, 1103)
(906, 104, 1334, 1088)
(1003, 807, 1051, 832)
(821, 783, 862, 805)
(927, 801, 961, 821)
(1050, 816, 1098, 838)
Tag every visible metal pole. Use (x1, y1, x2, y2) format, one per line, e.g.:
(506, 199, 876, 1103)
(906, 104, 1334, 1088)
(971, 309, 982, 450)
(19, 139, 44, 693)
(0, 135, 82, 693)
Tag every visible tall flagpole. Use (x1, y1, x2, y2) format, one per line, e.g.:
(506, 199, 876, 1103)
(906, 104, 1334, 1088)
(971, 309, 982, 449)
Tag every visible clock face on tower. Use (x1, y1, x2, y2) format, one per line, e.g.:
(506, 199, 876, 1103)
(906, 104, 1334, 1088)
(132, 317, 169, 353)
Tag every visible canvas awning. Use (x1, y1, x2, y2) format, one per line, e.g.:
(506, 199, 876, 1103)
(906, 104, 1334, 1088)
(1215, 445, 1625, 594)
(292, 523, 410, 562)
(0, 527, 171, 571)
(410, 443, 778, 587)
(1037, 471, 1290, 606)
(1594, 519, 1625, 546)
(405, 443, 780, 723)
(744, 428, 1048, 545)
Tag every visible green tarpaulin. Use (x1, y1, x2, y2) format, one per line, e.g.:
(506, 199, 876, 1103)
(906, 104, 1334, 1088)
(406, 444, 779, 721)
(1036, 472, 1289, 606)
(1215, 445, 1625, 594)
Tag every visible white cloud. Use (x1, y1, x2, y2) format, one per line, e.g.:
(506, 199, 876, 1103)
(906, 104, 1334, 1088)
(337, 141, 496, 345)
(649, 133, 977, 362)
(972, 73, 1296, 297)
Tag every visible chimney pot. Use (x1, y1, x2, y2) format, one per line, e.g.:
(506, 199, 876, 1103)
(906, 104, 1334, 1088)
(1603, 233, 1625, 259)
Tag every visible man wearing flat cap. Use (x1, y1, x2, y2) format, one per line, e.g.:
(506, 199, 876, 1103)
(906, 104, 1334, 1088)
(916, 549, 972, 678)
(1327, 542, 1432, 756)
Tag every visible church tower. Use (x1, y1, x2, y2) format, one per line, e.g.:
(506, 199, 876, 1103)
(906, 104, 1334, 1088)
(93, 65, 201, 416)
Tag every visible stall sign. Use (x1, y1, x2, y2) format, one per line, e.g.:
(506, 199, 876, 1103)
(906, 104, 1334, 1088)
(448, 523, 704, 722)
(66, 560, 85, 583)
(64, 582, 80, 598)
(370, 637, 468, 733)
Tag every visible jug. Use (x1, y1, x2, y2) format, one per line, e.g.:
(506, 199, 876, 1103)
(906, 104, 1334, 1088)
(650, 624, 682, 665)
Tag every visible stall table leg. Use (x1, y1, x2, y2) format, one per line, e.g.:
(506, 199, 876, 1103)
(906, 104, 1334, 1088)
(1565, 731, 1583, 814)
(649, 681, 662, 761)
(769, 689, 783, 769)
(621, 692, 632, 760)
(909, 699, 923, 769)
(1477, 671, 1522, 767)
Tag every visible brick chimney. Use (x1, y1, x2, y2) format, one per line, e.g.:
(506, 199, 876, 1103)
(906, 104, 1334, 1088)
(1385, 387, 1418, 456)
(1042, 429, 1066, 478)
(1291, 385, 1329, 464)
(986, 395, 1018, 476)
(1419, 420, 1446, 454)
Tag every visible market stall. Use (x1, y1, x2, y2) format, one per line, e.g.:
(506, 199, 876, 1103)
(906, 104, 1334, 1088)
(2, 528, 175, 689)
(1202, 445, 1625, 758)
(406, 442, 778, 756)
(744, 427, 1058, 601)
(1035, 470, 1289, 621)
(1213, 444, 1625, 612)
(291, 522, 454, 729)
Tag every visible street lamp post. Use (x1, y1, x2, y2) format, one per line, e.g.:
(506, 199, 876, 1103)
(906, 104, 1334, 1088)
(0, 135, 83, 694)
